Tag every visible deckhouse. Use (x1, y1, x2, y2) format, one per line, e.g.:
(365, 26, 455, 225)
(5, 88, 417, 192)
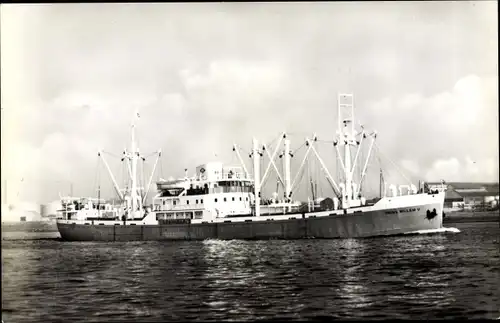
(153, 162, 255, 221)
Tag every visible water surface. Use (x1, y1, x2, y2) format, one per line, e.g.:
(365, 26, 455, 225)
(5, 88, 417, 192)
(2, 222, 499, 322)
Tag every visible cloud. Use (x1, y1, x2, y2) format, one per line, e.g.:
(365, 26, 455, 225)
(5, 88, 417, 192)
(425, 157, 498, 182)
(179, 59, 286, 117)
(363, 74, 498, 184)
(3, 131, 100, 203)
(1, 2, 497, 203)
(3, 58, 290, 203)
(400, 159, 420, 175)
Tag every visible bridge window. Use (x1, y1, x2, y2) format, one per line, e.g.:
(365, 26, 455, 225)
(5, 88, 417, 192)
(240, 197, 242, 201)
(187, 200, 190, 205)
(173, 201, 177, 206)
(215, 198, 218, 202)
(196, 199, 198, 204)
(201, 199, 203, 204)
(161, 188, 183, 197)
(232, 197, 235, 201)
(224, 197, 227, 202)
(186, 185, 207, 196)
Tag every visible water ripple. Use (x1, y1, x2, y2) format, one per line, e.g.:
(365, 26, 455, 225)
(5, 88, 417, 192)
(2, 222, 499, 322)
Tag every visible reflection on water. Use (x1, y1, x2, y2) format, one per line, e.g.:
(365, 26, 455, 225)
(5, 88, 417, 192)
(339, 239, 372, 313)
(202, 239, 306, 320)
(2, 222, 500, 322)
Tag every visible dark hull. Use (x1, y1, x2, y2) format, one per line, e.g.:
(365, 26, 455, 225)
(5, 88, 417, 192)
(57, 205, 444, 241)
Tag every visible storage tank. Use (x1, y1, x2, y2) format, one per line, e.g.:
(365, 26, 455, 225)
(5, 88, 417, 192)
(40, 200, 61, 219)
(2, 201, 42, 222)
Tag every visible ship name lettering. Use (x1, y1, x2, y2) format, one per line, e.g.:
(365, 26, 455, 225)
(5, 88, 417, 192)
(386, 208, 418, 215)
(399, 208, 417, 213)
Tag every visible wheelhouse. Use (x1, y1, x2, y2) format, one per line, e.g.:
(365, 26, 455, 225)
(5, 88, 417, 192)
(152, 162, 255, 219)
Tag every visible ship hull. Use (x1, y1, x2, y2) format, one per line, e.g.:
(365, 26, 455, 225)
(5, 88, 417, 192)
(57, 199, 444, 241)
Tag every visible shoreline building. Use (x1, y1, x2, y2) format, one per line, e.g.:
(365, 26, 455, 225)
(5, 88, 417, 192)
(1, 202, 43, 223)
(428, 182, 499, 211)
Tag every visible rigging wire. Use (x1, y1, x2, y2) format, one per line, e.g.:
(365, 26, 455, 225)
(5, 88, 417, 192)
(260, 148, 263, 183)
(372, 145, 398, 197)
(358, 142, 363, 184)
(334, 143, 343, 185)
(291, 142, 306, 156)
(93, 156, 101, 200)
(316, 146, 322, 198)
(97, 157, 102, 197)
(379, 153, 385, 198)
(123, 156, 129, 196)
(373, 142, 412, 186)
(235, 145, 252, 160)
(93, 157, 98, 198)
(100, 150, 122, 159)
(295, 158, 308, 199)
(305, 153, 313, 197)
(142, 152, 159, 159)
(96, 156, 102, 209)
(286, 132, 313, 137)
(313, 151, 318, 199)
(316, 139, 336, 144)
(141, 157, 146, 202)
(335, 143, 339, 187)
(276, 151, 286, 198)
(359, 142, 374, 194)
(315, 144, 334, 200)
(121, 156, 126, 194)
(159, 157, 164, 180)
(264, 133, 283, 151)
(313, 152, 318, 199)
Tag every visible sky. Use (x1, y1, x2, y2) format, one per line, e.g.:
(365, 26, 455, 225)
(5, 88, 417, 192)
(1, 2, 498, 205)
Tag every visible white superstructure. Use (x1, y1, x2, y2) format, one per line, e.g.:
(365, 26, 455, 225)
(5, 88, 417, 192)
(153, 162, 255, 221)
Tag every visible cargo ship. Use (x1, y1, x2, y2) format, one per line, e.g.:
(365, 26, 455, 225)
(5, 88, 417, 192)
(56, 94, 446, 241)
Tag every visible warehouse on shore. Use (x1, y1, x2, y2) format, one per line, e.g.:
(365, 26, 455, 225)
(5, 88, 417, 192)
(428, 182, 499, 211)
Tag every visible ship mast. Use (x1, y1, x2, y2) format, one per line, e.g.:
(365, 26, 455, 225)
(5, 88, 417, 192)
(129, 111, 141, 218)
(338, 94, 357, 208)
(97, 111, 160, 219)
(252, 138, 261, 217)
(379, 167, 384, 199)
(283, 138, 291, 202)
(335, 93, 376, 209)
(113, 111, 142, 219)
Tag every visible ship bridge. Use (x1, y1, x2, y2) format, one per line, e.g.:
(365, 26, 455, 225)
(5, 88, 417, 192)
(152, 162, 255, 220)
(156, 162, 253, 196)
